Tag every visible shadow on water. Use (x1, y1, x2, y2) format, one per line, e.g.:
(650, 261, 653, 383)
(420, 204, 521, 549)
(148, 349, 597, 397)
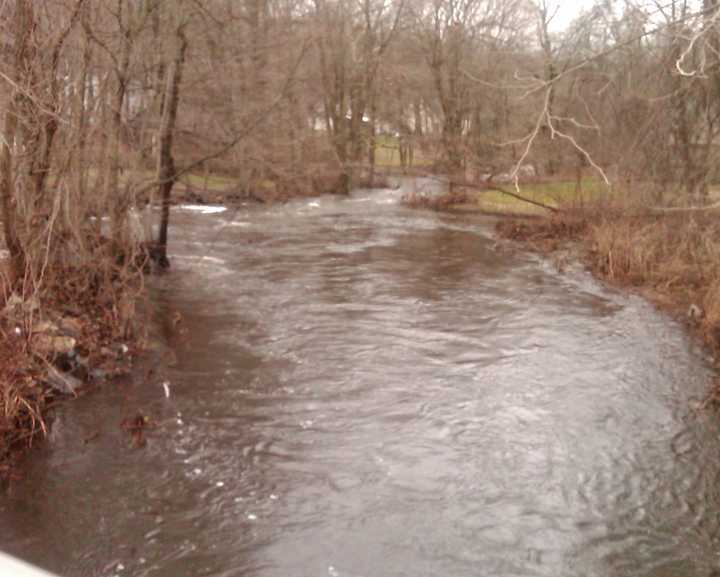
(2, 184, 720, 577)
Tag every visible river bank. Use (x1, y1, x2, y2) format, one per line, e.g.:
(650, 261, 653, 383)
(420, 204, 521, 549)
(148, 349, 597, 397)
(492, 207, 720, 395)
(0, 269, 146, 483)
(401, 178, 720, 387)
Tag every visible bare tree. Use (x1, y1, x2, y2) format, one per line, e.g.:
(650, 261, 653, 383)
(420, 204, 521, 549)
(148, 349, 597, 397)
(155, 12, 189, 267)
(314, 0, 404, 192)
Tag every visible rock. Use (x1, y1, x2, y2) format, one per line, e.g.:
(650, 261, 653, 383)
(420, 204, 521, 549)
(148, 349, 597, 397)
(45, 366, 82, 395)
(33, 320, 59, 334)
(57, 317, 83, 338)
(4, 293, 40, 315)
(75, 353, 90, 369)
(32, 333, 76, 356)
(518, 163, 537, 178)
(29, 317, 86, 355)
(113, 343, 130, 356)
(98, 343, 130, 359)
(91, 368, 108, 380)
(60, 304, 82, 316)
(688, 303, 704, 321)
(491, 163, 536, 183)
(4, 294, 23, 309)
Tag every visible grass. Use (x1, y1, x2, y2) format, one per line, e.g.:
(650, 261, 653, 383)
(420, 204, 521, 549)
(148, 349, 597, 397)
(82, 167, 239, 201)
(177, 172, 237, 192)
(402, 178, 609, 216)
(454, 179, 609, 216)
(125, 169, 237, 195)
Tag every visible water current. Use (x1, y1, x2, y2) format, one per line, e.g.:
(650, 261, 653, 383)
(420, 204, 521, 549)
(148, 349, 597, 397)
(1, 182, 719, 577)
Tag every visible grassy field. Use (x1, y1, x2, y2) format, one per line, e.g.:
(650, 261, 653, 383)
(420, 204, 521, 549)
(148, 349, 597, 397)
(177, 172, 237, 192)
(453, 179, 610, 216)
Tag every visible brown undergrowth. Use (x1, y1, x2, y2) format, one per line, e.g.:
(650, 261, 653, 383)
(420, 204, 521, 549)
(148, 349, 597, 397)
(497, 202, 720, 394)
(0, 333, 45, 481)
(0, 260, 146, 482)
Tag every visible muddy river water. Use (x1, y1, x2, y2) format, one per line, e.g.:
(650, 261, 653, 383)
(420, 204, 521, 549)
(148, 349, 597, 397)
(1, 183, 720, 577)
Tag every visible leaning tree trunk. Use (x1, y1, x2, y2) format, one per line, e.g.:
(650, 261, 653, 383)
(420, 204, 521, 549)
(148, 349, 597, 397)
(155, 25, 188, 267)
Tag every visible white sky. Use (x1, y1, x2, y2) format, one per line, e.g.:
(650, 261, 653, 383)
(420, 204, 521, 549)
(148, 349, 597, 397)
(550, 0, 707, 30)
(550, 0, 599, 31)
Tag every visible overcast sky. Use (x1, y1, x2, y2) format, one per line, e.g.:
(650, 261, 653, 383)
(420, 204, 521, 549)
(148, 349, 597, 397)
(550, 0, 597, 30)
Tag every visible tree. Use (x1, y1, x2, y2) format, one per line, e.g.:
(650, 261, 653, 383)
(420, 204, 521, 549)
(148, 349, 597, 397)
(314, 0, 404, 192)
(155, 12, 189, 267)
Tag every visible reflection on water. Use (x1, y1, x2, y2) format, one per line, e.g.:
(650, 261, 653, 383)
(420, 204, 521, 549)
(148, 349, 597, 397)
(1, 182, 719, 577)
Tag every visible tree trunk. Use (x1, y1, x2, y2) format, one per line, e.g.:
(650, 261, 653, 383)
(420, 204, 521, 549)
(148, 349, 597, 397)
(367, 91, 377, 185)
(109, 45, 131, 249)
(1, 0, 36, 284)
(1, 91, 25, 285)
(155, 26, 189, 267)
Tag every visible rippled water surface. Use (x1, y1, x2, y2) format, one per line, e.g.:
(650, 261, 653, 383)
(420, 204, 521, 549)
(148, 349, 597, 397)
(2, 183, 720, 577)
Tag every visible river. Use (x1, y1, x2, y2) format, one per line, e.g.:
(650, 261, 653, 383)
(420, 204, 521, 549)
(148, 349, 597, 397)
(1, 183, 719, 577)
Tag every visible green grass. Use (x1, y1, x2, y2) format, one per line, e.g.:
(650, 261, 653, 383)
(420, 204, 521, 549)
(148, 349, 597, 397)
(455, 179, 609, 216)
(178, 172, 237, 192)
(83, 167, 238, 194)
